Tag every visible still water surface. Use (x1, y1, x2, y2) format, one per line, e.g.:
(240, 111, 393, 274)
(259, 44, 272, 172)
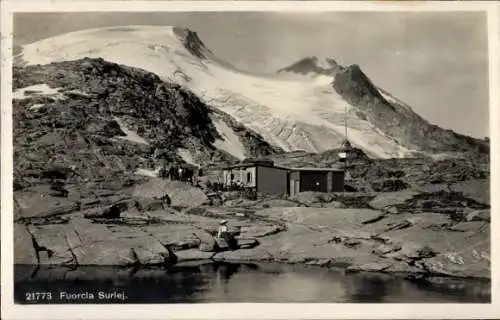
(15, 263, 490, 303)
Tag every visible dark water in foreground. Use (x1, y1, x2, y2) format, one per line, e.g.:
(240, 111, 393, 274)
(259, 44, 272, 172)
(15, 263, 490, 303)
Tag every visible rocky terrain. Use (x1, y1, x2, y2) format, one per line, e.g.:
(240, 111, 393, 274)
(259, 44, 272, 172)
(13, 58, 280, 191)
(271, 145, 489, 193)
(14, 172, 490, 282)
(12, 29, 491, 293)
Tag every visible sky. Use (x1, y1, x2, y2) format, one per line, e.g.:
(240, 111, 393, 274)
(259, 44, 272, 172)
(13, 11, 489, 139)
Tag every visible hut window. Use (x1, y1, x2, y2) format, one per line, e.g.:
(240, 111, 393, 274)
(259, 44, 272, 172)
(230, 173, 235, 181)
(247, 172, 252, 183)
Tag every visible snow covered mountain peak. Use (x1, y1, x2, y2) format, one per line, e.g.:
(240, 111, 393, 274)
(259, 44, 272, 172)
(20, 25, 216, 71)
(171, 26, 213, 59)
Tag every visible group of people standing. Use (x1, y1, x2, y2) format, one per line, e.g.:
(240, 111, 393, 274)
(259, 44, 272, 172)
(160, 164, 203, 185)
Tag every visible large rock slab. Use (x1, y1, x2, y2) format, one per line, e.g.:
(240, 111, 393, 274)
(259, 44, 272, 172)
(212, 247, 275, 263)
(29, 225, 76, 265)
(63, 219, 138, 266)
(368, 190, 418, 212)
(14, 223, 38, 264)
(239, 224, 285, 238)
(346, 261, 393, 273)
(22, 218, 176, 266)
(256, 207, 383, 229)
(15, 190, 80, 221)
(145, 224, 201, 250)
(175, 249, 214, 262)
(132, 179, 207, 208)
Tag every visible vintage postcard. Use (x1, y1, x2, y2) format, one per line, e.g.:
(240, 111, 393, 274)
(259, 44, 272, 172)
(1, 1, 499, 319)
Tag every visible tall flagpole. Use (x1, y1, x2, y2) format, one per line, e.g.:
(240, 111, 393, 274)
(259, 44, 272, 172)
(344, 105, 347, 196)
(345, 104, 347, 142)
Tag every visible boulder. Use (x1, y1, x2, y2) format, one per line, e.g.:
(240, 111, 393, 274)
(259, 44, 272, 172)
(194, 230, 218, 252)
(127, 237, 174, 265)
(466, 209, 490, 222)
(371, 243, 401, 256)
(385, 242, 437, 262)
(422, 249, 490, 279)
(134, 197, 166, 212)
(83, 200, 131, 219)
(215, 234, 238, 251)
(237, 238, 259, 249)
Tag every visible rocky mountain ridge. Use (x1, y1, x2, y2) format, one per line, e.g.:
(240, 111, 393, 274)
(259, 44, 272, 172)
(277, 56, 344, 77)
(13, 57, 280, 189)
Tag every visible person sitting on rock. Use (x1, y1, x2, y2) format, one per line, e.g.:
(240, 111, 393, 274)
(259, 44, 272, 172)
(159, 193, 172, 207)
(217, 220, 239, 251)
(217, 220, 228, 239)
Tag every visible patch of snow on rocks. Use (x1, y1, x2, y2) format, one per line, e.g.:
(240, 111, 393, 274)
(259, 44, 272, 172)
(113, 117, 149, 145)
(13, 84, 63, 100)
(212, 118, 246, 160)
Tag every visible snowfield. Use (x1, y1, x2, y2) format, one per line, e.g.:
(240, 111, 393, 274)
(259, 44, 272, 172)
(20, 25, 418, 158)
(177, 148, 199, 167)
(13, 84, 63, 100)
(211, 117, 246, 160)
(113, 117, 150, 146)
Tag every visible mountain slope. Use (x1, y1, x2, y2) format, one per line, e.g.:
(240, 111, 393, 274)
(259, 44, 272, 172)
(13, 58, 280, 187)
(331, 64, 488, 155)
(18, 25, 488, 158)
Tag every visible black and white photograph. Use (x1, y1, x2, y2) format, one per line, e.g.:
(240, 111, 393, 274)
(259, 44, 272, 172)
(1, 1, 498, 319)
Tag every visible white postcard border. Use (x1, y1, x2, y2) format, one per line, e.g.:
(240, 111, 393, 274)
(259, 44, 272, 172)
(1, 1, 499, 319)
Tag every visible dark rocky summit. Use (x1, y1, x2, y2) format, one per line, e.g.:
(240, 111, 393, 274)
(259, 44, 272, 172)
(332, 64, 489, 155)
(277, 56, 344, 77)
